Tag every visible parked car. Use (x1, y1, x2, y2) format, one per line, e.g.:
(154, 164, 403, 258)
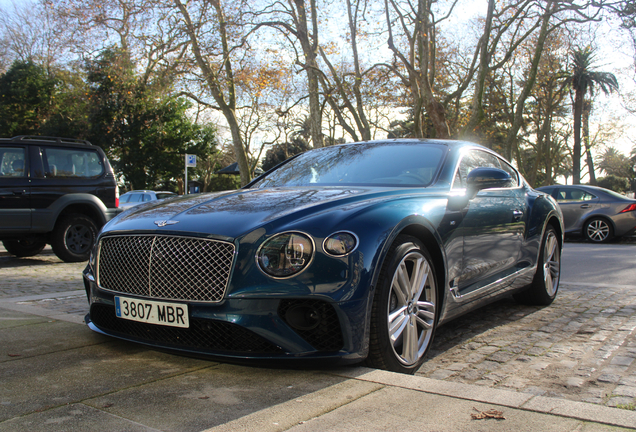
(83, 139, 563, 374)
(0, 136, 119, 262)
(536, 184, 636, 243)
(119, 190, 177, 210)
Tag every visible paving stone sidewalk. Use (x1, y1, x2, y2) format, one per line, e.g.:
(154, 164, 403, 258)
(418, 283, 636, 411)
(2, 244, 636, 414)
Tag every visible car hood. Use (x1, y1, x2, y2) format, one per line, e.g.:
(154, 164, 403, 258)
(104, 186, 426, 239)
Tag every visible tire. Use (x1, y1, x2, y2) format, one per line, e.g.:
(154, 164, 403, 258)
(366, 235, 438, 374)
(584, 217, 613, 243)
(51, 214, 98, 262)
(514, 226, 560, 306)
(2, 238, 46, 257)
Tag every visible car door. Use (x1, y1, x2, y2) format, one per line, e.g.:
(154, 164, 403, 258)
(0, 146, 31, 231)
(30, 145, 106, 210)
(453, 149, 525, 298)
(553, 187, 599, 232)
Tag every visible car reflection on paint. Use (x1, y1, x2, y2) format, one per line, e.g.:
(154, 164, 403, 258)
(83, 139, 563, 374)
(537, 184, 636, 243)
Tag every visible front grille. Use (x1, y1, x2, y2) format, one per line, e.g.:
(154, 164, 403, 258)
(279, 299, 344, 351)
(97, 235, 235, 302)
(90, 304, 282, 354)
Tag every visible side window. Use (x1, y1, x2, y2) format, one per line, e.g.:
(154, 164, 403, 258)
(43, 147, 104, 178)
(129, 194, 142, 203)
(0, 147, 27, 178)
(142, 194, 151, 202)
(452, 150, 501, 190)
(556, 188, 596, 202)
(497, 158, 519, 187)
(120, 194, 131, 203)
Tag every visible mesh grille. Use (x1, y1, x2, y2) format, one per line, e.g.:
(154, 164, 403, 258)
(97, 235, 235, 302)
(90, 304, 282, 354)
(279, 299, 344, 352)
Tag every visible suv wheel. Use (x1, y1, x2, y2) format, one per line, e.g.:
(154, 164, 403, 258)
(2, 238, 47, 258)
(51, 215, 98, 262)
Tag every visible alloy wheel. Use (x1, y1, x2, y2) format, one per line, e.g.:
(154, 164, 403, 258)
(542, 231, 560, 297)
(586, 219, 610, 242)
(387, 250, 436, 366)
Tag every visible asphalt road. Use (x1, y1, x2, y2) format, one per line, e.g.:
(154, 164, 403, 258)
(560, 241, 634, 286)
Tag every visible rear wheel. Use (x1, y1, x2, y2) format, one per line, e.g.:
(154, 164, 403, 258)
(51, 214, 98, 262)
(514, 226, 560, 306)
(366, 235, 438, 374)
(584, 218, 613, 243)
(2, 238, 46, 257)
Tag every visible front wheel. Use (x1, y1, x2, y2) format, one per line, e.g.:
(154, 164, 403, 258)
(2, 238, 46, 257)
(584, 218, 613, 243)
(514, 226, 560, 306)
(51, 215, 98, 262)
(366, 235, 438, 374)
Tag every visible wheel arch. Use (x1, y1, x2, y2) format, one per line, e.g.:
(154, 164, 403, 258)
(56, 203, 105, 229)
(399, 225, 447, 314)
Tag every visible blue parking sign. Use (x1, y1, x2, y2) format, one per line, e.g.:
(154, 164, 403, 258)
(186, 154, 196, 167)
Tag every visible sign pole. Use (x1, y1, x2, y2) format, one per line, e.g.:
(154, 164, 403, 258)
(184, 154, 197, 194)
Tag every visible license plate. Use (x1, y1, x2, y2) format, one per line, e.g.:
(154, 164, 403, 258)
(115, 296, 189, 328)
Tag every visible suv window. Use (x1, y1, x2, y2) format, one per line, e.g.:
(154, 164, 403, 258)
(43, 147, 104, 178)
(0, 147, 26, 178)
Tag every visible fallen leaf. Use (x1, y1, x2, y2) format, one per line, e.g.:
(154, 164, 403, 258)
(8, 354, 21, 357)
(198, 396, 209, 400)
(471, 407, 505, 420)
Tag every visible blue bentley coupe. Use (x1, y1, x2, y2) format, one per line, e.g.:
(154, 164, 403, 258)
(83, 139, 563, 374)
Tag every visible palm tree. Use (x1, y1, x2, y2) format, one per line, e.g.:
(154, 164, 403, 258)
(569, 47, 619, 184)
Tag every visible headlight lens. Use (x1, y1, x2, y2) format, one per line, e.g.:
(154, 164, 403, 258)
(323, 232, 358, 256)
(257, 232, 314, 277)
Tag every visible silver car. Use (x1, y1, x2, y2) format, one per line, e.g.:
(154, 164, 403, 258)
(537, 185, 636, 243)
(119, 190, 177, 210)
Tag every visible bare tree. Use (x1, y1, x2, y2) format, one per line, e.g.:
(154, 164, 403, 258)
(173, 0, 252, 186)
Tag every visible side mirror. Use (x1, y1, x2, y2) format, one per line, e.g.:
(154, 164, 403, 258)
(466, 167, 512, 199)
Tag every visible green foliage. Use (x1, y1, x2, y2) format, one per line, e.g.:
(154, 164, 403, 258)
(0, 61, 58, 136)
(598, 147, 634, 179)
(261, 138, 310, 171)
(596, 175, 631, 193)
(84, 48, 218, 191)
(207, 175, 241, 192)
(571, 47, 619, 97)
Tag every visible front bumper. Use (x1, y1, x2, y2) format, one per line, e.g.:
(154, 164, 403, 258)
(83, 268, 368, 364)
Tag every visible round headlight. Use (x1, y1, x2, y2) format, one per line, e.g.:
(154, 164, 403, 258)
(323, 232, 358, 256)
(257, 232, 314, 278)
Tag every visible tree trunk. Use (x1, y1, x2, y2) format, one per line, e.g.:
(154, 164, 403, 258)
(505, 0, 554, 162)
(572, 86, 583, 184)
(175, 0, 251, 186)
(583, 99, 596, 185)
(463, 0, 495, 137)
(292, 0, 323, 148)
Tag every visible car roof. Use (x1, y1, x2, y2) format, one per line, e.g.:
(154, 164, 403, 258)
(0, 136, 97, 148)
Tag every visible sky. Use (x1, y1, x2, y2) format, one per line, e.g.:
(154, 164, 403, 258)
(1, 0, 634, 159)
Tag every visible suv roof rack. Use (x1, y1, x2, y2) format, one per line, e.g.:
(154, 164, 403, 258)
(8, 136, 93, 146)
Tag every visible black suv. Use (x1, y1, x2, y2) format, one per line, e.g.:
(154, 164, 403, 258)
(0, 136, 120, 262)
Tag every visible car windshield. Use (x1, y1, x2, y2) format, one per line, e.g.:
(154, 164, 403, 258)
(253, 142, 446, 188)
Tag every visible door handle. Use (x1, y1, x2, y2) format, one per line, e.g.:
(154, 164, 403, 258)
(12, 190, 26, 196)
(580, 204, 590, 209)
(512, 210, 523, 221)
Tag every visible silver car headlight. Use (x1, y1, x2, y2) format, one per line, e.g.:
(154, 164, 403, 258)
(257, 232, 314, 278)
